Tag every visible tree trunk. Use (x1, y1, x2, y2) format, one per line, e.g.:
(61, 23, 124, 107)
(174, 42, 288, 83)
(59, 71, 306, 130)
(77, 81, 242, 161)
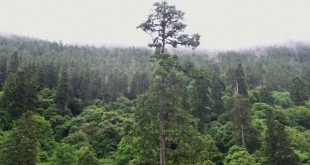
(159, 77, 166, 165)
(241, 124, 246, 148)
(159, 116, 166, 165)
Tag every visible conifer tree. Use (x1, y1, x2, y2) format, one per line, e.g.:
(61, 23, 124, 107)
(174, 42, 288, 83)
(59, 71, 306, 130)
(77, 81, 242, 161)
(0, 112, 38, 165)
(192, 73, 212, 132)
(6, 51, 18, 75)
(2, 68, 38, 119)
(290, 76, 308, 105)
(232, 96, 256, 151)
(138, 1, 200, 164)
(235, 64, 248, 96)
(265, 109, 299, 165)
(0, 55, 7, 89)
(129, 72, 150, 99)
(258, 86, 274, 105)
(211, 73, 225, 115)
(56, 67, 69, 115)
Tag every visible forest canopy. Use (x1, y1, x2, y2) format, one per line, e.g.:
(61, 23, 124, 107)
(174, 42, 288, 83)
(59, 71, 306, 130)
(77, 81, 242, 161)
(0, 1, 310, 165)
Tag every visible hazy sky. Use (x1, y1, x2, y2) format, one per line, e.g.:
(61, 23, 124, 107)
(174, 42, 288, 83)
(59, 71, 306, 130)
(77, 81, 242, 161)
(1, 0, 310, 50)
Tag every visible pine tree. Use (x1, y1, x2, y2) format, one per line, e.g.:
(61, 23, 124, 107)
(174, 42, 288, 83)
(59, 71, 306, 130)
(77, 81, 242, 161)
(6, 51, 18, 75)
(137, 1, 200, 164)
(0, 55, 7, 89)
(44, 62, 58, 89)
(211, 73, 225, 115)
(129, 72, 150, 99)
(0, 112, 39, 165)
(56, 67, 69, 115)
(290, 76, 308, 105)
(258, 86, 274, 105)
(2, 68, 38, 119)
(265, 109, 299, 165)
(192, 73, 212, 132)
(232, 95, 258, 152)
(235, 64, 248, 96)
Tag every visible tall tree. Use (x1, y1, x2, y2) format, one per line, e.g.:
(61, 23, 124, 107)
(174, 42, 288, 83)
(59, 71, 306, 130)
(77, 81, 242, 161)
(232, 95, 258, 152)
(56, 67, 69, 115)
(192, 73, 212, 132)
(137, 1, 200, 164)
(2, 68, 38, 119)
(0, 112, 39, 165)
(265, 109, 299, 165)
(6, 51, 18, 75)
(210, 73, 225, 115)
(0, 55, 7, 89)
(137, 1, 200, 53)
(128, 72, 150, 99)
(258, 86, 274, 105)
(235, 64, 248, 96)
(290, 76, 308, 105)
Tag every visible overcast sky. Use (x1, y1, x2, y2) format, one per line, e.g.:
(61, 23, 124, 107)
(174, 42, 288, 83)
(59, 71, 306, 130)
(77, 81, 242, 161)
(1, 0, 310, 50)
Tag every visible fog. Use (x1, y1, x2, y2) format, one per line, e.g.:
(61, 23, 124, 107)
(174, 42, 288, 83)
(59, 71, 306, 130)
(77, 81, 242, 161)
(1, 0, 310, 50)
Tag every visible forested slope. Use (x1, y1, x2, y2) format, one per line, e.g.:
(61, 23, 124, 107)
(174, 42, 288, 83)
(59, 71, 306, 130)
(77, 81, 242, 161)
(0, 35, 310, 164)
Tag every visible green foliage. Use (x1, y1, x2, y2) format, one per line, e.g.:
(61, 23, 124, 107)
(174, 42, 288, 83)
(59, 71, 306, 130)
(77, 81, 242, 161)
(77, 146, 99, 165)
(56, 68, 69, 115)
(115, 137, 137, 165)
(191, 74, 212, 131)
(224, 146, 260, 165)
(210, 74, 225, 115)
(284, 106, 310, 129)
(232, 96, 258, 152)
(208, 121, 236, 153)
(63, 131, 89, 149)
(6, 51, 18, 74)
(34, 115, 56, 160)
(137, 1, 200, 53)
(272, 91, 294, 108)
(2, 68, 39, 120)
(265, 108, 300, 165)
(0, 112, 38, 165)
(286, 127, 310, 164)
(0, 27, 310, 165)
(290, 77, 308, 105)
(51, 143, 78, 165)
(235, 64, 248, 96)
(35, 88, 58, 120)
(128, 72, 150, 99)
(222, 95, 234, 111)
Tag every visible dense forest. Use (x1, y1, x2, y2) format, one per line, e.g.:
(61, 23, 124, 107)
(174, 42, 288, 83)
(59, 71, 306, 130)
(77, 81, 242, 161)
(1, 1, 310, 165)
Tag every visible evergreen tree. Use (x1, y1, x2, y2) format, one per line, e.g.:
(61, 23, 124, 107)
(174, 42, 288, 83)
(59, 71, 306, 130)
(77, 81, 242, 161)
(44, 62, 58, 89)
(235, 64, 248, 96)
(2, 68, 38, 119)
(134, 86, 219, 164)
(265, 109, 299, 165)
(232, 95, 258, 152)
(192, 73, 212, 132)
(6, 51, 18, 75)
(129, 72, 150, 99)
(77, 147, 99, 165)
(51, 143, 78, 165)
(105, 71, 128, 102)
(138, 1, 201, 164)
(258, 86, 274, 105)
(0, 112, 38, 165)
(137, 1, 200, 53)
(0, 55, 7, 89)
(56, 67, 69, 115)
(290, 76, 308, 105)
(210, 73, 225, 115)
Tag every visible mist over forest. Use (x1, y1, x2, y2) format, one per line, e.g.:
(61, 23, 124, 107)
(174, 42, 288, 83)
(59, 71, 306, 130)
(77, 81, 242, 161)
(1, 1, 310, 165)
